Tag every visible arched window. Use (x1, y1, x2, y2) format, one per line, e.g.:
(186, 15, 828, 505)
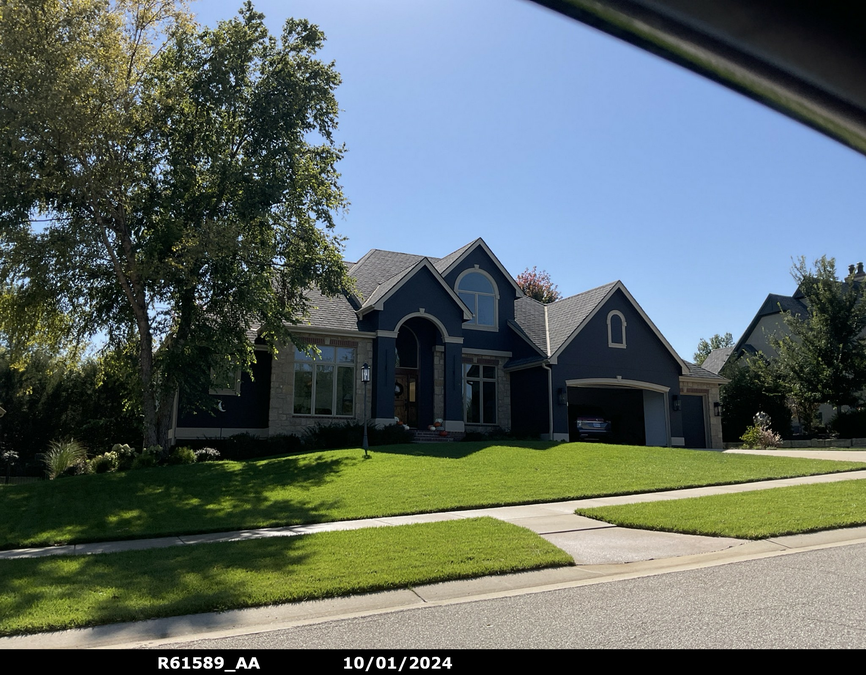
(607, 310, 627, 348)
(456, 270, 497, 329)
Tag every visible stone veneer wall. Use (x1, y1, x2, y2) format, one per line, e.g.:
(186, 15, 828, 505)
(268, 334, 374, 436)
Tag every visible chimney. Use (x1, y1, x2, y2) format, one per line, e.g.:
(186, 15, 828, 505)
(856, 262, 866, 282)
(849, 264, 856, 276)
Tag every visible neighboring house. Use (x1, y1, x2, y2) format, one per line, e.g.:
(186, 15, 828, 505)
(172, 238, 725, 448)
(700, 347, 734, 375)
(732, 262, 866, 363)
(722, 262, 866, 430)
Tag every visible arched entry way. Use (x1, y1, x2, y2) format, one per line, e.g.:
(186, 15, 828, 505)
(394, 316, 441, 429)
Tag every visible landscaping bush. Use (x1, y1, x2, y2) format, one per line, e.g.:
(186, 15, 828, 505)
(168, 446, 196, 465)
(89, 451, 119, 474)
(130, 447, 159, 470)
(265, 433, 304, 456)
(220, 433, 274, 461)
(368, 422, 414, 446)
(42, 439, 89, 479)
(194, 447, 221, 462)
(111, 443, 138, 471)
(303, 421, 365, 450)
(740, 412, 783, 449)
(460, 428, 538, 442)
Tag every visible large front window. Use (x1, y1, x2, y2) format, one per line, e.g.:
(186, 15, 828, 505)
(294, 346, 355, 416)
(464, 364, 496, 424)
(457, 272, 496, 327)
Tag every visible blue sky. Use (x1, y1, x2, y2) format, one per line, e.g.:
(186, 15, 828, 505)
(197, 0, 866, 361)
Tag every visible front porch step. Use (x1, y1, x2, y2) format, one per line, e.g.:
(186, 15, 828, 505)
(411, 430, 464, 443)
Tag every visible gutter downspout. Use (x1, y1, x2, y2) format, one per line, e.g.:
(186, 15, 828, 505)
(542, 303, 554, 440)
(542, 362, 553, 440)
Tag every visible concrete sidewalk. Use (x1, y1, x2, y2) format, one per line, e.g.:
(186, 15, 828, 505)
(4, 467, 866, 564)
(3, 460, 866, 648)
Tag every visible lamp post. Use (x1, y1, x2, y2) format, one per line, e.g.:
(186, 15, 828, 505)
(361, 363, 370, 457)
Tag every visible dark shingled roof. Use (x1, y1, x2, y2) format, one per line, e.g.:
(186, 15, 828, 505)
(546, 282, 618, 355)
(360, 265, 419, 310)
(684, 361, 727, 381)
(302, 287, 359, 332)
(432, 240, 474, 275)
(511, 282, 618, 357)
(513, 297, 549, 354)
(348, 249, 427, 302)
(758, 293, 807, 318)
(701, 347, 734, 374)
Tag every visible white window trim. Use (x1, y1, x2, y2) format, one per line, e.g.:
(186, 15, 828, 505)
(454, 267, 499, 332)
(607, 310, 627, 349)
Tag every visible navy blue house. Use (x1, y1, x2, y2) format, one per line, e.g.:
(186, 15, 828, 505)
(173, 239, 725, 448)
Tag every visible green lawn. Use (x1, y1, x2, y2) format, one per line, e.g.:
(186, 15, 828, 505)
(0, 518, 572, 636)
(2, 442, 863, 549)
(575, 478, 866, 539)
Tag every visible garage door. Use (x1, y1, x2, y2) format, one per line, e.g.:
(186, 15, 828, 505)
(568, 386, 668, 446)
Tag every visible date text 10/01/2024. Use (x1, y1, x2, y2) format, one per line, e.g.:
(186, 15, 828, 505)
(344, 656, 453, 671)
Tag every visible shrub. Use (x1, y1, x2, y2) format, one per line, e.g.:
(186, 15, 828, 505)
(89, 451, 119, 474)
(368, 422, 414, 446)
(130, 446, 160, 470)
(194, 447, 221, 462)
(303, 421, 365, 450)
(741, 412, 783, 449)
(221, 433, 272, 461)
(42, 439, 88, 479)
(265, 433, 304, 456)
(168, 446, 196, 465)
(112, 443, 138, 471)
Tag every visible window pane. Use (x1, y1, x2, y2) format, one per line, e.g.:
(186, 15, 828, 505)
(482, 365, 496, 380)
(477, 295, 495, 325)
(315, 365, 334, 415)
(458, 273, 494, 293)
(465, 380, 480, 423)
(294, 347, 314, 362)
(337, 366, 354, 415)
(465, 364, 480, 379)
(458, 292, 476, 319)
(293, 364, 313, 414)
(483, 381, 496, 423)
(337, 347, 355, 363)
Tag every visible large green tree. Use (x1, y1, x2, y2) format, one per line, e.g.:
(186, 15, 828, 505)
(773, 256, 866, 428)
(1, 1, 349, 446)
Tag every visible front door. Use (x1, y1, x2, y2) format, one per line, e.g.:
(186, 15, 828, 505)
(394, 369, 418, 428)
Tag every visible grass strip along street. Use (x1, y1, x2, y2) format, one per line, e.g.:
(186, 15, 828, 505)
(0, 518, 572, 636)
(3, 442, 864, 549)
(575, 478, 866, 539)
